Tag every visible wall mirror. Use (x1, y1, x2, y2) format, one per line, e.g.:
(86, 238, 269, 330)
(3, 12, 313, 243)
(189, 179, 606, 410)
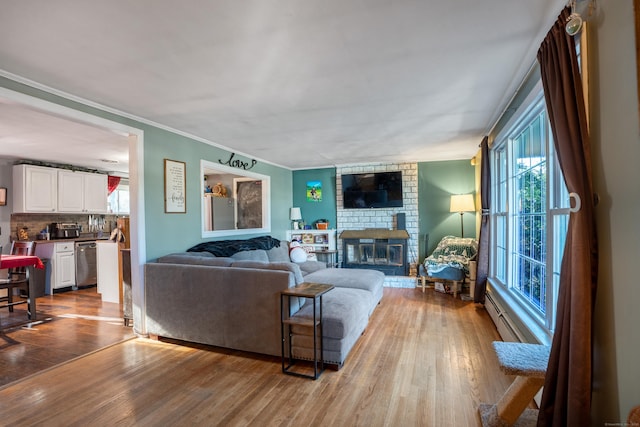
(201, 159, 271, 238)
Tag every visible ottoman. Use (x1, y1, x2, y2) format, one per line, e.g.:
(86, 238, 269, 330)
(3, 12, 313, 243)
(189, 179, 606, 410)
(290, 287, 373, 367)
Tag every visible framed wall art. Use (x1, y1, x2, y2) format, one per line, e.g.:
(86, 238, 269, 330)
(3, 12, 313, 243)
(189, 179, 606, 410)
(164, 158, 186, 213)
(306, 180, 322, 202)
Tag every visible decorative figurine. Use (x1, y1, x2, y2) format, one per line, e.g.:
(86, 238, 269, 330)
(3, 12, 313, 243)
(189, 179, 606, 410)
(213, 182, 228, 197)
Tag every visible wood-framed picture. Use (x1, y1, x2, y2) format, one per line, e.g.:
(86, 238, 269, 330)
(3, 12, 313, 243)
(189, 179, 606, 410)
(164, 158, 186, 213)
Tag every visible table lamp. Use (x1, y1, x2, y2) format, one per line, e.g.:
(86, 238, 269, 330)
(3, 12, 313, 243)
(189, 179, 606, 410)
(290, 207, 302, 230)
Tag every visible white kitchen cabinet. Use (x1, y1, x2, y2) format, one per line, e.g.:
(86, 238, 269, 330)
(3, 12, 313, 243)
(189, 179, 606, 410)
(13, 165, 108, 214)
(57, 170, 84, 212)
(58, 170, 108, 213)
(12, 164, 57, 213)
(83, 172, 108, 213)
(35, 241, 76, 290)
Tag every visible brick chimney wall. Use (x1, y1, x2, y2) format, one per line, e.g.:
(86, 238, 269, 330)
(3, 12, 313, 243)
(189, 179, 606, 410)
(336, 162, 419, 273)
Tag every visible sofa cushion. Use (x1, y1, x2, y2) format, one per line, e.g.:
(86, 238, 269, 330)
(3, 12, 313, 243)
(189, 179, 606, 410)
(182, 251, 215, 258)
(298, 261, 326, 275)
(231, 250, 269, 262)
(157, 254, 233, 267)
(291, 287, 372, 340)
(304, 268, 383, 294)
(266, 243, 290, 262)
(303, 268, 384, 314)
(229, 260, 305, 285)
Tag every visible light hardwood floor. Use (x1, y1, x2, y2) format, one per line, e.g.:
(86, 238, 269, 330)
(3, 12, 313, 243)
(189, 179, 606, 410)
(0, 287, 512, 426)
(0, 287, 135, 386)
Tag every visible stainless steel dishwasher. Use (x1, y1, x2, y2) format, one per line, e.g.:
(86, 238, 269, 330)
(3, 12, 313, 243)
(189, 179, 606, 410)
(75, 241, 98, 288)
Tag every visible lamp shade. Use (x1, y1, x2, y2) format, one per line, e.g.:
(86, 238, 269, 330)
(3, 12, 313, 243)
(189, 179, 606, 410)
(290, 207, 302, 221)
(450, 194, 475, 213)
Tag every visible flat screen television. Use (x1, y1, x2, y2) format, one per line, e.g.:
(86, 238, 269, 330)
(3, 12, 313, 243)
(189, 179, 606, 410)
(342, 171, 403, 209)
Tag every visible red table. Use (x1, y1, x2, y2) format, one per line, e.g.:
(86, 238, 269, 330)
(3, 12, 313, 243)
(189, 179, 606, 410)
(1, 255, 44, 320)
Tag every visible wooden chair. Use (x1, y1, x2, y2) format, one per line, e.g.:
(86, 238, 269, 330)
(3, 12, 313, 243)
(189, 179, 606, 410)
(416, 234, 477, 298)
(0, 241, 37, 313)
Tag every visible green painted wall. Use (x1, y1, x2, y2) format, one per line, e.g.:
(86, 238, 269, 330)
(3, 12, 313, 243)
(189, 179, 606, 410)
(142, 127, 292, 260)
(292, 168, 336, 229)
(292, 162, 475, 263)
(417, 160, 476, 260)
(0, 76, 293, 261)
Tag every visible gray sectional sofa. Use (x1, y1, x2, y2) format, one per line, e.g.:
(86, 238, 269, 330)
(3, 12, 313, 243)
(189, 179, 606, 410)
(144, 238, 384, 368)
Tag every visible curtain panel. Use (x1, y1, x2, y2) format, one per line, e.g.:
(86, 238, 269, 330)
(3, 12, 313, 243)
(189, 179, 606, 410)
(536, 7, 598, 427)
(474, 136, 490, 303)
(108, 175, 121, 195)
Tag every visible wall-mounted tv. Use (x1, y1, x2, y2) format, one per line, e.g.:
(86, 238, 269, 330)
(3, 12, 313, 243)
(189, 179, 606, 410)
(342, 171, 403, 209)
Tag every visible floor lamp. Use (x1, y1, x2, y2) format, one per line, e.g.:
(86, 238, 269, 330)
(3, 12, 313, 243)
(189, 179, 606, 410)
(450, 194, 475, 237)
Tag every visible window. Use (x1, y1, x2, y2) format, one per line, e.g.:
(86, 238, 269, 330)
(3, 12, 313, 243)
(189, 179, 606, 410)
(490, 87, 569, 338)
(108, 181, 130, 214)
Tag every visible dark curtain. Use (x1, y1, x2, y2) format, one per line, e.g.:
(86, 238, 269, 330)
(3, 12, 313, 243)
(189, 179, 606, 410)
(474, 136, 490, 303)
(108, 175, 121, 195)
(537, 7, 598, 426)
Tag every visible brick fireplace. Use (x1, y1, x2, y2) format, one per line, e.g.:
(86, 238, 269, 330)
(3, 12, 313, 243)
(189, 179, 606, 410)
(336, 163, 419, 276)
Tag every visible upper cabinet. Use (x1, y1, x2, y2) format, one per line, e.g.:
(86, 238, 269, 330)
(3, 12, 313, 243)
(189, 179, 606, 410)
(13, 165, 108, 214)
(58, 170, 108, 213)
(82, 172, 108, 213)
(57, 170, 84, 212)
(13, 164, 58, 213)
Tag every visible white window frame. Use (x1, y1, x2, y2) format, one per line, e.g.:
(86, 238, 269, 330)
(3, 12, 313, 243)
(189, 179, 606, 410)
(489, 82, 569, 344)
(108, 180, 130, 215)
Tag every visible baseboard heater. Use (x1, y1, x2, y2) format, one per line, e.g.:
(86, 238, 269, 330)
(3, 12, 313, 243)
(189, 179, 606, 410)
(485, 291, 525, 343)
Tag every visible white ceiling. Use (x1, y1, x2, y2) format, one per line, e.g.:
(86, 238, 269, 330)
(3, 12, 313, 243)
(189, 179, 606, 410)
(0, 0, 567, 172)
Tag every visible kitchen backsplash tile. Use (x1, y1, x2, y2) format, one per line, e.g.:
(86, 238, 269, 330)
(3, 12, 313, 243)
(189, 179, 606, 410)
(10, 213, 124, 242)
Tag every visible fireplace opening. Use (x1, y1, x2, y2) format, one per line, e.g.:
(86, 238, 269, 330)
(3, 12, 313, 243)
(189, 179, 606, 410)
(340, 230, 409, 276)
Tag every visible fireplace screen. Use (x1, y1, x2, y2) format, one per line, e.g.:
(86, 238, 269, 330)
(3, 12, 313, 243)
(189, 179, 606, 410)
(386, 244, 403, 266)
(345, 241, 403, 266)
(340, 230, 410, 276)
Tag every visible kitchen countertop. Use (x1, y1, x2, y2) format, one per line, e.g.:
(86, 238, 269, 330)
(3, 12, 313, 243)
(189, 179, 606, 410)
(35, 236, 111, 243)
